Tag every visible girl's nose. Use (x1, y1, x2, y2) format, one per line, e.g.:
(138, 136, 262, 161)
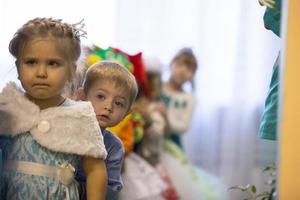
(36, 65, 47, 78)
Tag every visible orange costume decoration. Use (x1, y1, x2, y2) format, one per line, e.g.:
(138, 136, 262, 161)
(107, 115, 134, 156)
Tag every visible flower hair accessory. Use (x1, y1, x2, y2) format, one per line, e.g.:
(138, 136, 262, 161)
(85, 45, 151, 97)
(85, 45, 134, 72)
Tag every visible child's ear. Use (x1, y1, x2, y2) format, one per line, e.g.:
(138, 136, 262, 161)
(75, 87, 87, 101)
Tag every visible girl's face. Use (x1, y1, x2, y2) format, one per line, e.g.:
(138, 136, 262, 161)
(18, 38, 71, 108)
(170, 62, 195, 86)
(85, 80, 130, 130)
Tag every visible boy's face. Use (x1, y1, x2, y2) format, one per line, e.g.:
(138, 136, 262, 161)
(85, 80, 130, 129)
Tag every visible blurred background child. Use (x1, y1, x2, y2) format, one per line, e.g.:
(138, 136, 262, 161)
(161, 47, 197, 149)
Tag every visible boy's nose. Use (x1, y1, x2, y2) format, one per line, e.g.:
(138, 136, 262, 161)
(104, 101, 113, 112)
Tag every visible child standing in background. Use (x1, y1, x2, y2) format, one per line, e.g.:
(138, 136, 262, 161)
(74, 61, 138, 200)
(161, 47, 198, 149)
(137, 57, 170, 166)
(0, 18, 107, 200)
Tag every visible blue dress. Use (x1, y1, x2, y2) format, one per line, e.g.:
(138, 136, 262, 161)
(0, 99, 80, 200)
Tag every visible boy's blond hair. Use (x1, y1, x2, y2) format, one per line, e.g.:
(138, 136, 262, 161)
(83, 61, 138, 108)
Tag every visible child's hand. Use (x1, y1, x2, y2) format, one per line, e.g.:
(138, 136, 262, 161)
(148, 102, 167, 115)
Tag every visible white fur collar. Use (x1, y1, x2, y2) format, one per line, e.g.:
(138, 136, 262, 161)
(0, 82, 107, 159)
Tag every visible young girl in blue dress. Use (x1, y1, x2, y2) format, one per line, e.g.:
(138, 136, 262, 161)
(0, 18, 107, 200)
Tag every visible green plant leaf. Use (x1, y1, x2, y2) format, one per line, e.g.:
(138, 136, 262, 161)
(263, 162, 276, 172)
(228, 185, 249, 192)
(256, 191, 269, 197)
(263, 166, 271, 171)
(229, 163, 277, 200)
(251, 185, 257, 193)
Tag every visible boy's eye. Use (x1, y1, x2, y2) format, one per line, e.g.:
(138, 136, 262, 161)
(115, 101, 125, 107)
(97, 94, 105, 100)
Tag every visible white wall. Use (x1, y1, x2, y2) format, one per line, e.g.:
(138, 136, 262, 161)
(0, 0, 117, 89)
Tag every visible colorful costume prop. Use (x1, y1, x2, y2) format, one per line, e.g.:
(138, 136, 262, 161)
(113, 48, 151, 97)
(86, 46, 134, 72)
(108, 114, 136, 156)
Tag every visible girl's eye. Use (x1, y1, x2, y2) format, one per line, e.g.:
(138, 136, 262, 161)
(25, 59, 36, 65)
(48, 60, 60, 67)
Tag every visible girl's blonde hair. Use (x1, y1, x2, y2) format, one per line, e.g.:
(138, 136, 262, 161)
(83, 61, 138, 108)
(9, 17, 84, 80)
